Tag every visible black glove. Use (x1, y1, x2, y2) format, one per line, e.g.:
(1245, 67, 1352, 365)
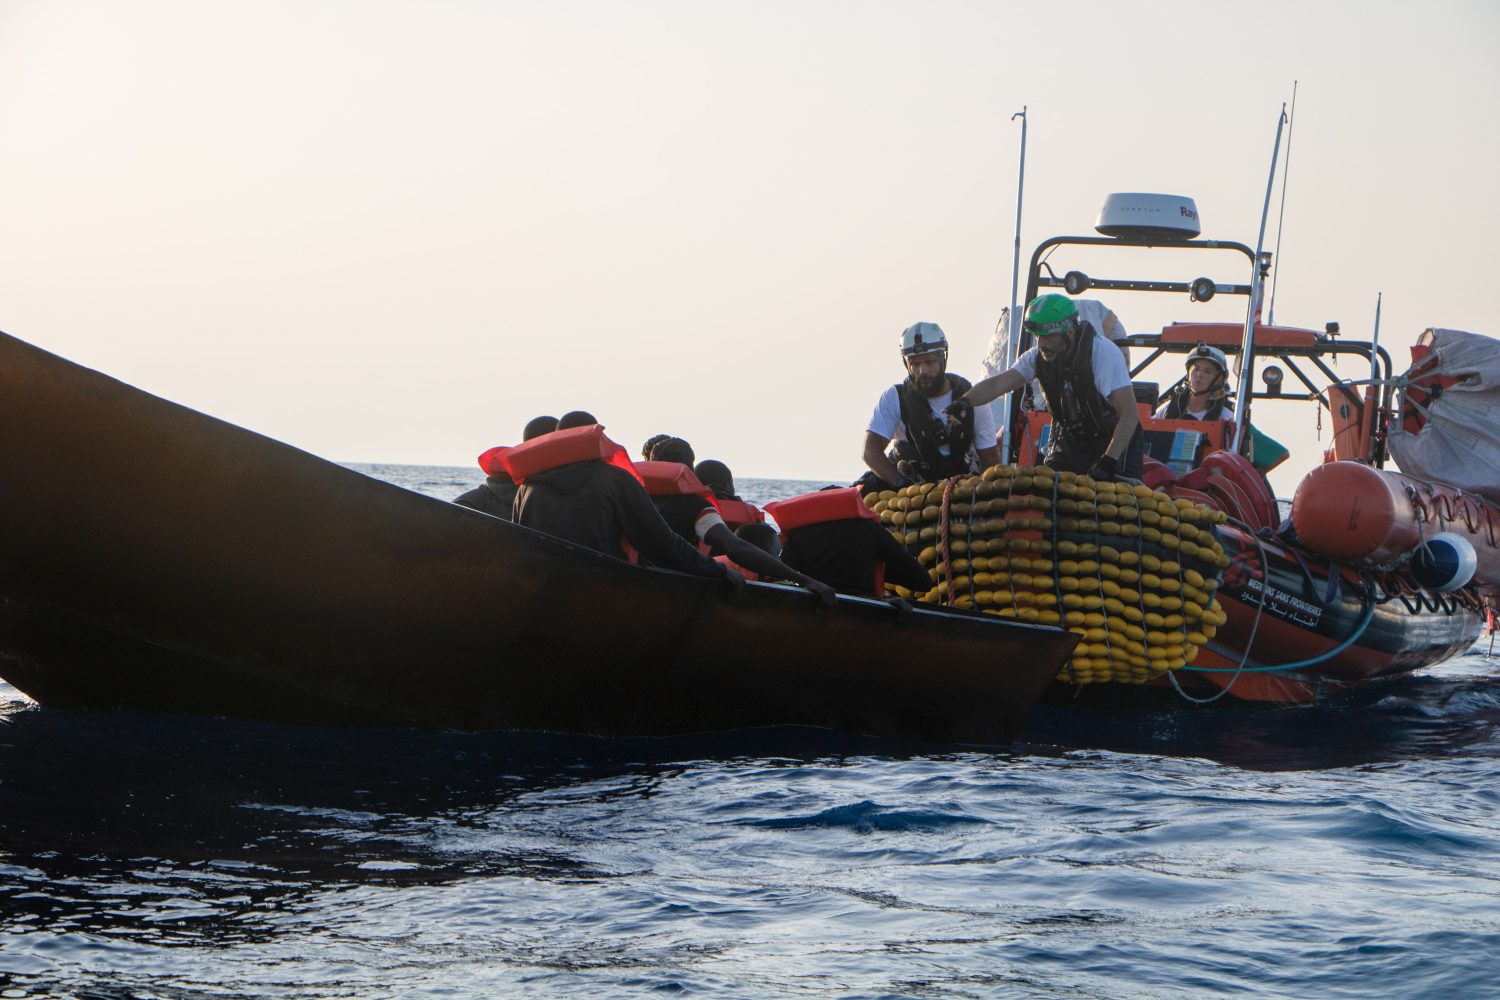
(943, 397, 973, 428)
(1089, 454, 1120, 482)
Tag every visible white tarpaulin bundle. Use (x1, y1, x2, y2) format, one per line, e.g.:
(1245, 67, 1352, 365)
(1387, 328, 1500, 503)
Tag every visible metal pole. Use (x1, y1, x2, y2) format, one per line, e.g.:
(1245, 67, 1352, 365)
(1268, 81, 1297, 326)
(1231, 105, 1289, 455)
(1367, 291, 1383, 462)
(1007, 106, 1028, 370)
(997, 106, 1028, 459)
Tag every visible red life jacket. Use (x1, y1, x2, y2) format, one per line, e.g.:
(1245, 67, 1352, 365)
(477, 445, 512, 477)
(765, 487, 885, 595)
(714, 497, 765, 531)
(763, 487, 876, 532)
(500, 425, 642, 485)
(636, 461, 724, 555)
(634, 461, 720, 507)
(638, 463, 765, 530)
(713, 554, 764, 582)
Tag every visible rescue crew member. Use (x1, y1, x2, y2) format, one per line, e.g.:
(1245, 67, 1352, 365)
(862, 322, 1001, 492)
(1156, 344, 1236, 422)
(510, 424, 742, 585)
(951, 295, 1142, 481)
(453, 414, 559, 519)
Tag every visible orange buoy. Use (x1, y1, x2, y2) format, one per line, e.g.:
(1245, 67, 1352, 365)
(1291, 462, 1500, 588)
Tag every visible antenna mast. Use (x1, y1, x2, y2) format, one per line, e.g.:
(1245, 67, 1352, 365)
(1230, 104, 1290, 456)
(1006, 106, 1029, 370)
(1267, 81, 1298, 325)
(995, 106, 1028, 458)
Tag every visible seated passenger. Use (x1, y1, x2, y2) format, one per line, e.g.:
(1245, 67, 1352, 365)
(735, 521, 780, 557)
(1155, 345, 1236, 422)
(454, 414, 558, 520)
(640, 433, 673, 461)
(558, 409, 599, 430)
(639, 455, 835, 605)
(694, 459, 766, 531)
(648, 436, 695, 465)
(769, 488, 932, 599)
(715, 522, 784, 581)
(507, 423, 739, 584)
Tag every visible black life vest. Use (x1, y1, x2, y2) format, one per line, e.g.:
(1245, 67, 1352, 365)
(891, 373, 976, 481)
(1033, 326, 1117, 448)
(1161, 388, 1229, 422)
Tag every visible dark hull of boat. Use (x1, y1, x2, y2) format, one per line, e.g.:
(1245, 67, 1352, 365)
(0, 332, 1077, 743)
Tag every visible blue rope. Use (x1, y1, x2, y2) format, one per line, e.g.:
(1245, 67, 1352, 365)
(1179, 593, 1376, 673)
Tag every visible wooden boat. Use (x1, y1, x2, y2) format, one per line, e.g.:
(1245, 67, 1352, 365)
(0, 330, 1077, 743)
(1004, 208, 1490, 704)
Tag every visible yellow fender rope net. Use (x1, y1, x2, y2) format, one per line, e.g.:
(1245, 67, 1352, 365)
(867, 464, 1231, 685)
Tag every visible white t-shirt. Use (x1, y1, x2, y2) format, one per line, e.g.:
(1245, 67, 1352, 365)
(1012, 331, 1133, 400)
(868, 381, 999, 457)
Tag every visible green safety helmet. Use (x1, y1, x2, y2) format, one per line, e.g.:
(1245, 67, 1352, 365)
(900, 321, 949, 358)
(1024, 294, 1079, 337)
(1185, 342, 1229, 376)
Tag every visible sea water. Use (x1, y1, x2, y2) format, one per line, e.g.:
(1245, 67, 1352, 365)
(0, 464, 1496, 999)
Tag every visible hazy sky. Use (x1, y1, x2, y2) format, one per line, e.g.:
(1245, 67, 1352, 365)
(3, 0, 1497, 491)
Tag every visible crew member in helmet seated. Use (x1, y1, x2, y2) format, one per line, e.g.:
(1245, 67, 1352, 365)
(1156, 344, 1236, 422)
(861, 322, 1000, 492)
(951, 294, 1142, 481)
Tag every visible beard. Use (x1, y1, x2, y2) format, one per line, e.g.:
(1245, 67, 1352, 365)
(911, 368, 946, 397)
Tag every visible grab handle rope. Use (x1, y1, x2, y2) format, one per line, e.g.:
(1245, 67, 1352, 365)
(1179, 594, 1375, 673)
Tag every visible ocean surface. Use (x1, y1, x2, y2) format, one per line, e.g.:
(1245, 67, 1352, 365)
(2, 464, 1498, 999)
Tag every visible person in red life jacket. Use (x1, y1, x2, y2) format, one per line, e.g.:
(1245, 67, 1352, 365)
(952, 295, 1142, 482)
(862, 322, 1001, 493)
(640, 449, 836, 605)
(770, 487, 932, 599)
(1155, 344, 1237, 422)
(640, 433, 673, 461)
(558, 409, 598, 430)
(453, 414, 559, 520)
(693, 459, 766, 531)
(508, 423, 741, 585)
(648, 435, 695, 464)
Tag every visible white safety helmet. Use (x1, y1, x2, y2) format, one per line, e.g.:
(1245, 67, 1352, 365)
(900, 322, 948, 358)
(1186, 343, 1229, 376)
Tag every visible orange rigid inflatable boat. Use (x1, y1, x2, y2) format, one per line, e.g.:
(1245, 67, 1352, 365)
(995, 198, 1490, 705)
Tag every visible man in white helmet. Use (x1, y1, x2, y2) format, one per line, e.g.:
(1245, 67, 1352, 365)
(860, 322, 1000, 491)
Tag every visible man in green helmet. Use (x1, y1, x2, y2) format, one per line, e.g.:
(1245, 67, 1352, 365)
(948, 294, 1142, 481)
